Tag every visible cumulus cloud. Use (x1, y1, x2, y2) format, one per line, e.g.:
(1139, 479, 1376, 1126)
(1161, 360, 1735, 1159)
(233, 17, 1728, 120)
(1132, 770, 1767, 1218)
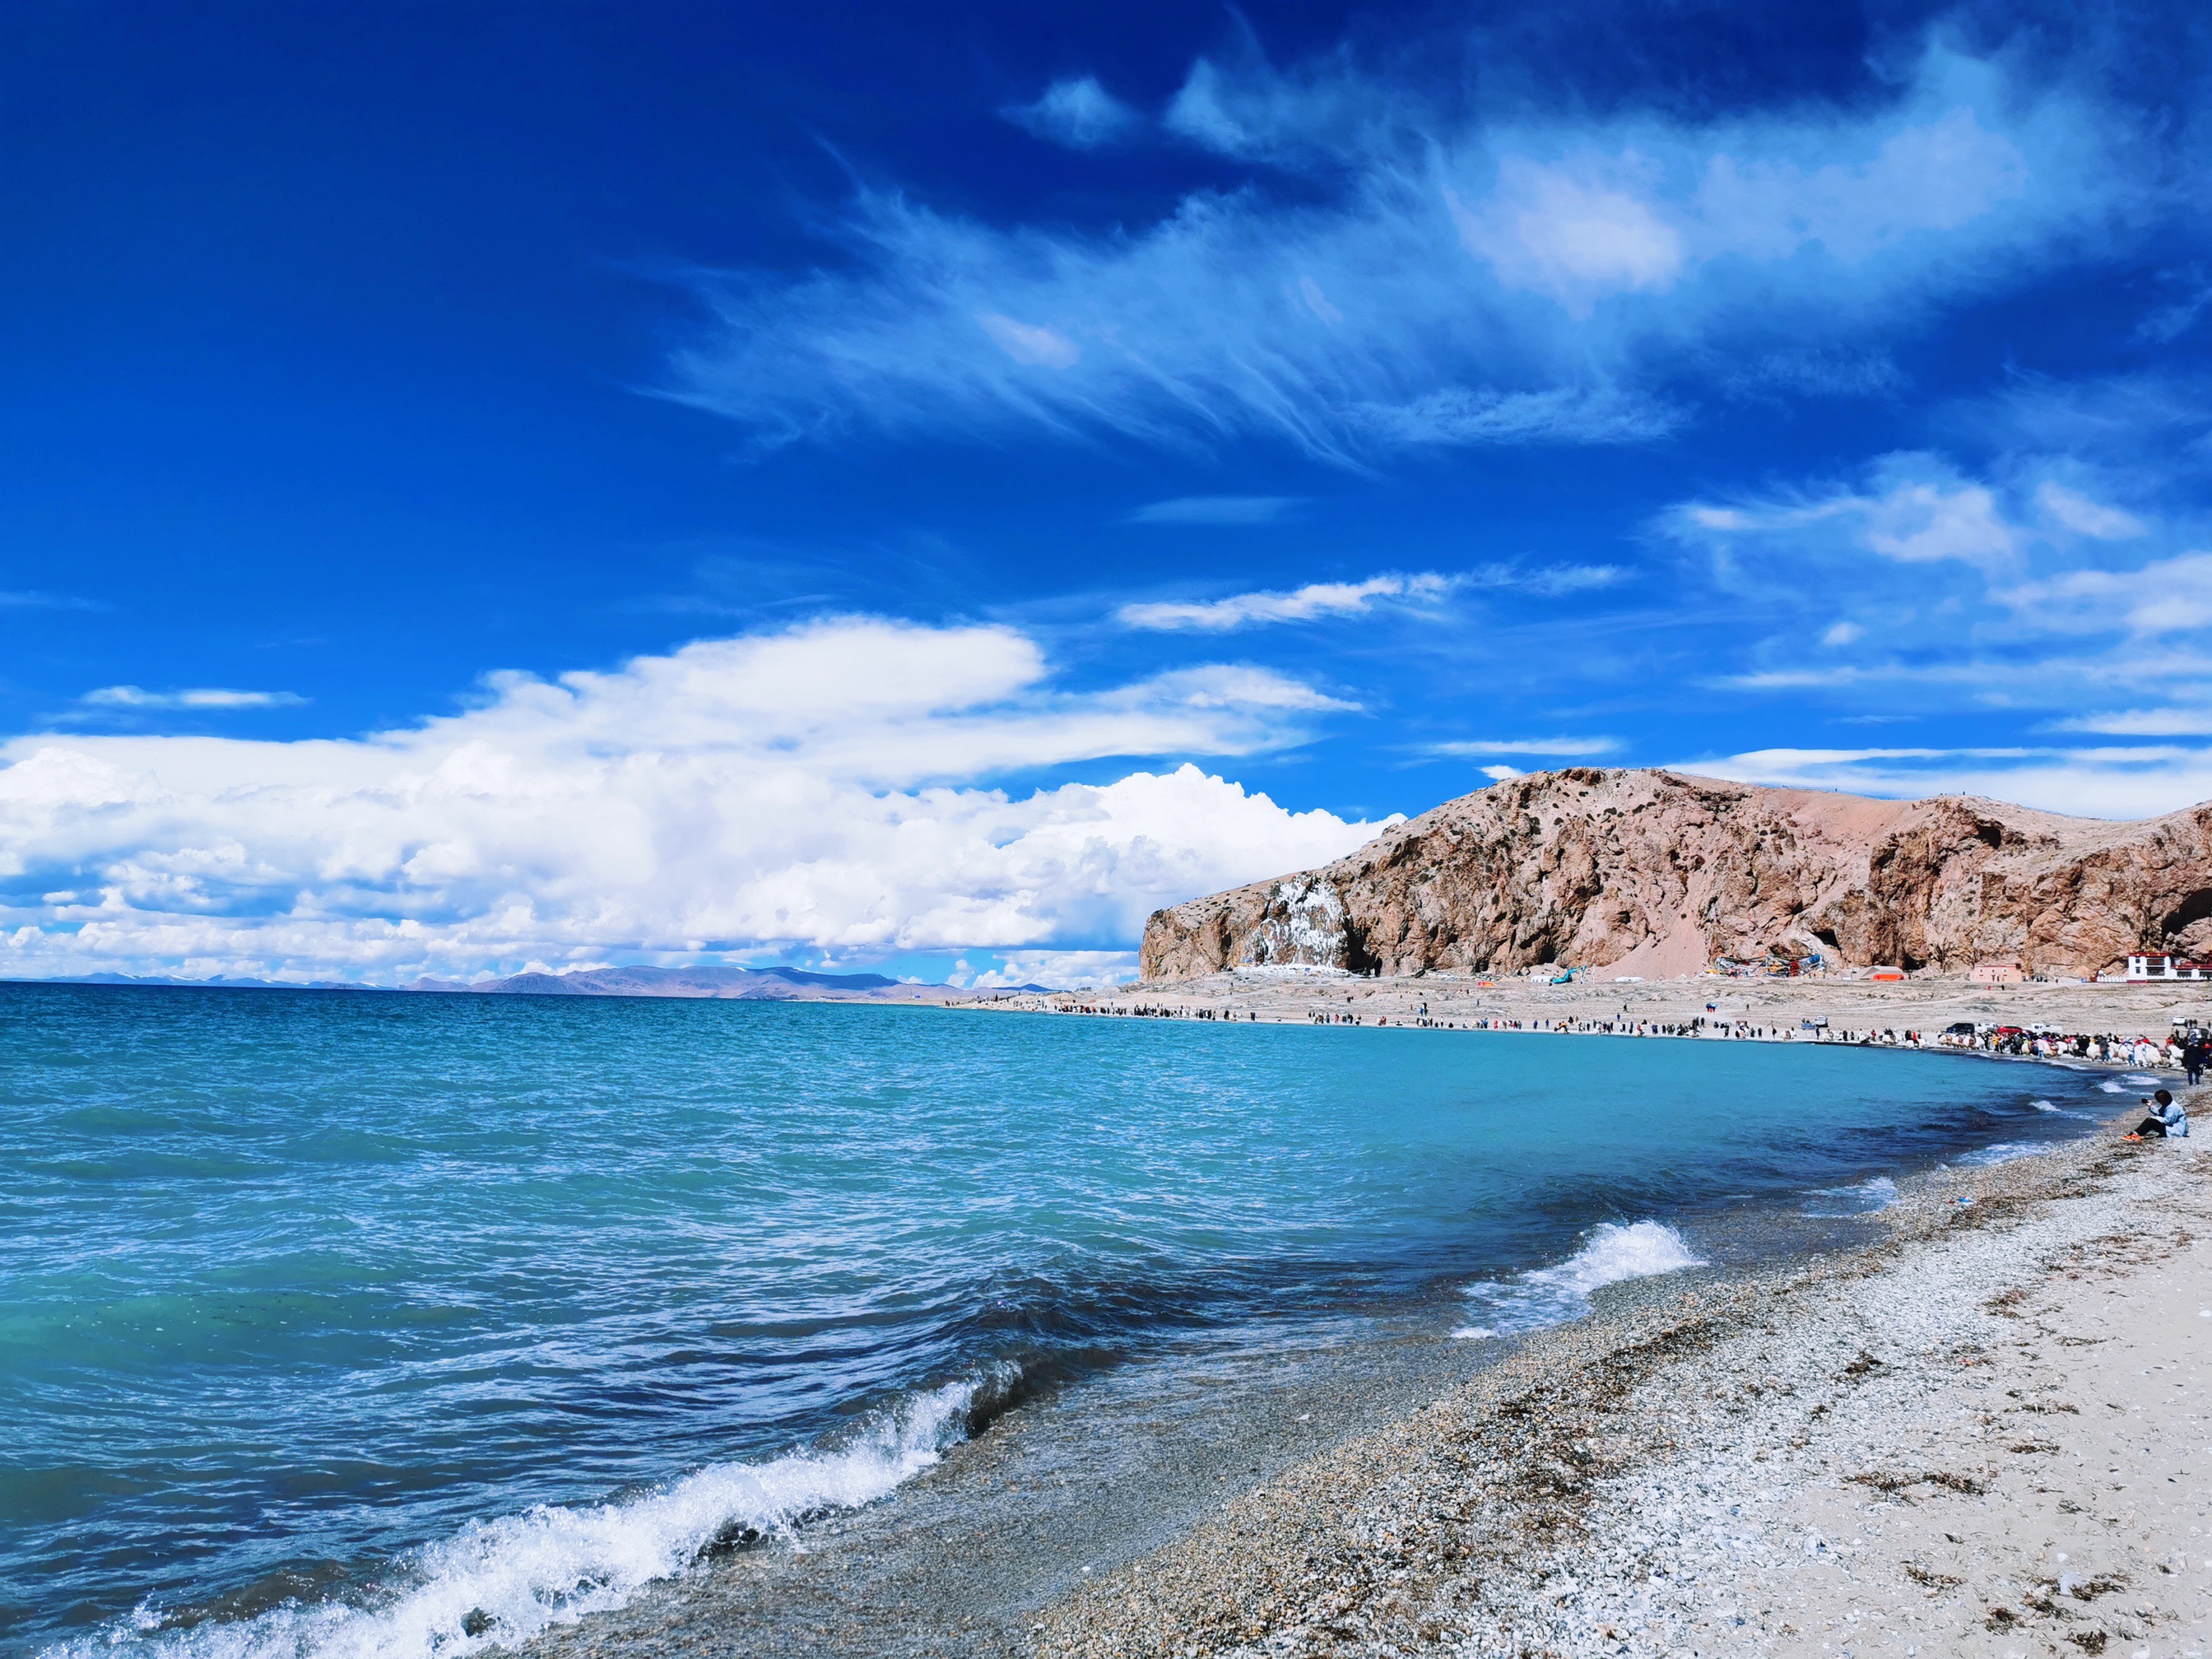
(1118, 572, 1451, 631)
(1004, 75, 1140, 149)
(83, 686, 307, 709)
(0, 618, 1387, 983)
(667, 44, 2123, 461)
(955, 950, 1137, 989)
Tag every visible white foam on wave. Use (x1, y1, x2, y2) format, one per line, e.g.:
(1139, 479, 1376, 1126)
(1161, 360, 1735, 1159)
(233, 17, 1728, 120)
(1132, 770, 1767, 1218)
(2032, 1099, 2058, 1113)
(1802, 1175, 1900, 1218)
(49, 1377, 989, 1659)
(2099, 1079, 2127, 1093)
(1952, 1141, 2047, 1169)
(1453, 1220, 1703, 1340)
(2122, 1074, 2164, 1086)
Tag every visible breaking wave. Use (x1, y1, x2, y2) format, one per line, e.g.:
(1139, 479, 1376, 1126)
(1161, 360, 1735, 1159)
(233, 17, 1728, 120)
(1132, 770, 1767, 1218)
(1453, 1220, 1703, 1340)
(47, 1375, 999, 1659)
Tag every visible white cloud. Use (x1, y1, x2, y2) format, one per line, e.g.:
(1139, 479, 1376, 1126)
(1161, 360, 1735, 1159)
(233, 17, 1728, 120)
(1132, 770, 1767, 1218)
(1004, 76, 1139, 149)
(84, 686, 308, 709)
(1661, 434, 2212, 733)
(1159, 54, 1382, 166)
(2055, 706, 2212, 736)
(1466, 561, 1627, 596)
(1347, 385, 1681, 446)
(1430, 737, 1620, 756)
(958, 950, 1138, 989)
(1118, 572, 1450, 631)
(1, 590, 102, 611)
(1127, 495, 1305, 525)
(669, 44, 2122, 461)
(1451, 159, 1685, 311)
(1666, 453, 2020, 571)
(0, 618, 1387, 983)
(2001, 550, 2212, 635)
(1685, 744, 2212, 820)
(1480, 764, 1521, 781)
(2034, 481, 2146, 539)
(975, 312, 1080, 369)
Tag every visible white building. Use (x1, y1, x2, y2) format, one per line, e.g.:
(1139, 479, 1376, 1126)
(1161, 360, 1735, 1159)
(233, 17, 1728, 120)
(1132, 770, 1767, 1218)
(2126, 953, 2212, 983)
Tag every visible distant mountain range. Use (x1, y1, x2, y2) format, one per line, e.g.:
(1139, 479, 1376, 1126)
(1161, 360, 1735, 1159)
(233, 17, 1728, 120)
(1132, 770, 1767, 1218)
(20, 965, 1056, 999)
(407, 964, 918, 998)
(44, 972, 372, 992)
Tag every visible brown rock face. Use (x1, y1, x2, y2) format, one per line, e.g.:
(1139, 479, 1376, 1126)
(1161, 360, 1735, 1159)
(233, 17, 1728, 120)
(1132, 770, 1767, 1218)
(1138, 769, 2212, 983)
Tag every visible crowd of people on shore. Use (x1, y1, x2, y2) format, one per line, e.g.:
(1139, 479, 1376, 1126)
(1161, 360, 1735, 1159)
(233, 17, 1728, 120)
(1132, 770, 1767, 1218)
(982, 997, 2210, 1080)
(1944, 1023, 2207, 1080)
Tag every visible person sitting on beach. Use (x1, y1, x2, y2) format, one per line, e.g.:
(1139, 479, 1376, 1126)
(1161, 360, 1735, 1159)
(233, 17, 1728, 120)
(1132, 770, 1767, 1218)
(2124, 1090, 2187, 1141)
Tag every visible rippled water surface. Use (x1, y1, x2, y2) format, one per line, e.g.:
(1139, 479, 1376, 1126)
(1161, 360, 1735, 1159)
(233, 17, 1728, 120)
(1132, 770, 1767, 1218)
(0, 983, 2107, 1655)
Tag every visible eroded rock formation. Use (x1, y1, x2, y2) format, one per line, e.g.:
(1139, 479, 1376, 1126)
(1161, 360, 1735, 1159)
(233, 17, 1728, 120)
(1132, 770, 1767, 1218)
(1139, 769, 2212, 983)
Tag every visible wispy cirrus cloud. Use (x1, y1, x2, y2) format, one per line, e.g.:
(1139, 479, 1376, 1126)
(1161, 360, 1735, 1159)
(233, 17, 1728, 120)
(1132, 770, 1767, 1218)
(1687, 744, 2212, 820)
(1429, 736, 1620, 757)
(1657, 416, 2212, 797)
(1118, 572, 1450, 630)
(1661, 453, 2026, 573)
(1, 590, 105, 611)
(2054, 706, 2212, 736)
(83, 686, 308, 710)
(1127, 495, 1305, 525)
(1465, 561, 1626, 596)
(667, 43, 2128, 462)
(2000, 550, 2212, 636)
(1004, 76, 1140, 150)
(1346, 385, 1682, 446)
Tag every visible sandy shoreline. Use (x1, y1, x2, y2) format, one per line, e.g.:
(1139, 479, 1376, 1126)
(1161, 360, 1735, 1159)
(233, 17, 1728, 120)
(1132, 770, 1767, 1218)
(1027, 1090, 2210, 1659)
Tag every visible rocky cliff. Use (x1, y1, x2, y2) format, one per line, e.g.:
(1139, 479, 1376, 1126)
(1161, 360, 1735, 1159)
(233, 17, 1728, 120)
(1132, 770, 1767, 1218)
(1139, 769, 2212, 983)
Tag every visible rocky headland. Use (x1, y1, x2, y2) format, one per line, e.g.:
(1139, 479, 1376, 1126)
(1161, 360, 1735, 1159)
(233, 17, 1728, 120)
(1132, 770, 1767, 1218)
(1141, 769, 2212, 983)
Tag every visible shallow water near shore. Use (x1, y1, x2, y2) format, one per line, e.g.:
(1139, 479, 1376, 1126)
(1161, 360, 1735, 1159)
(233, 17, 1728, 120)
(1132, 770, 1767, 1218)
(0, 983, 2113, 1657)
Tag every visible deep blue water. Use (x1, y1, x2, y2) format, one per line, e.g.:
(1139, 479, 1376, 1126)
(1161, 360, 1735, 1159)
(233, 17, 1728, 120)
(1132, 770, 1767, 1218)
(0, 983, 2107, 1657)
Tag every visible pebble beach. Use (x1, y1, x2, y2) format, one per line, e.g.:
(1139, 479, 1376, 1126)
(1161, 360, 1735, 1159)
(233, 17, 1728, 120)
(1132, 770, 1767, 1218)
(1028, 1089, 2210, 1659)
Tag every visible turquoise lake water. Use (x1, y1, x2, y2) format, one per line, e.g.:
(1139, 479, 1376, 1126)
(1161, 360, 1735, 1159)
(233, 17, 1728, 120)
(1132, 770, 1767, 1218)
(0, 983, 2109, 1657)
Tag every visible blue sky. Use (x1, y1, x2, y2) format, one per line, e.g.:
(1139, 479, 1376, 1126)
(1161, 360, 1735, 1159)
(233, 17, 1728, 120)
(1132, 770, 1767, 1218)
(4, 0, 2211, 986)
